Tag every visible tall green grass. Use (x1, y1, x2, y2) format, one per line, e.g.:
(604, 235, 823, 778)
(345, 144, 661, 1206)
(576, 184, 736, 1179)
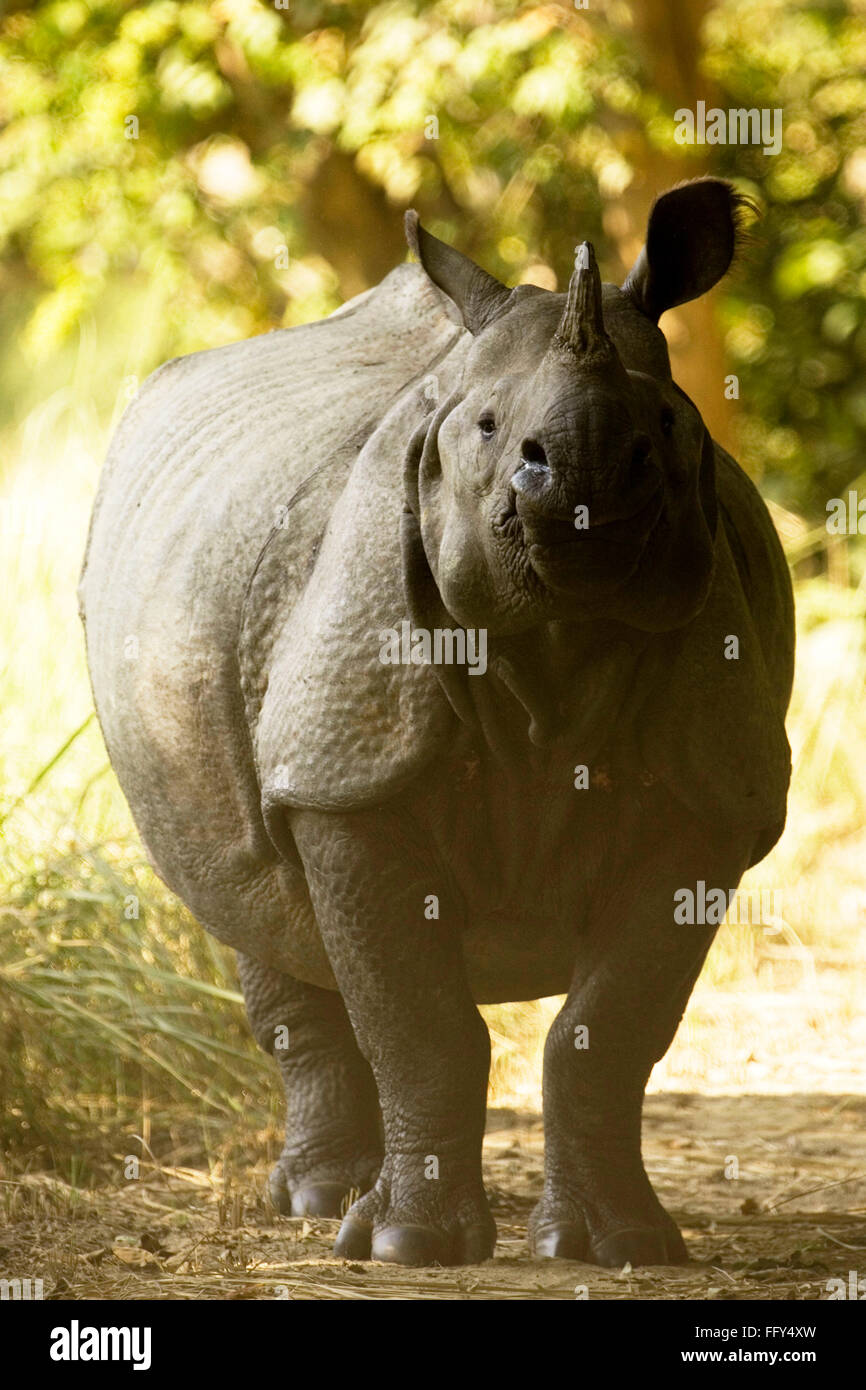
(2, 368, 865, 1169)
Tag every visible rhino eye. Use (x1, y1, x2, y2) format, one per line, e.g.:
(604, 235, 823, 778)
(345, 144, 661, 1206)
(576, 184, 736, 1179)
(660, 405, 675, 436)
(478, 414, 496, 440)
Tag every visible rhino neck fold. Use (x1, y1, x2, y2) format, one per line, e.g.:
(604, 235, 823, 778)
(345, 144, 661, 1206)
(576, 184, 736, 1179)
(403, 595, 649, 766)
(485, 622, 648, 760)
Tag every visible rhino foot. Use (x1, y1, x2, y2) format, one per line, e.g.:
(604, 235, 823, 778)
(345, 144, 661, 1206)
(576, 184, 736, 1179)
(530, 1217, 588, 1261)
(591, 1224, 688, 1267)
(528, 1194, 688, 1268)
(269, 1148, 382, 1219)
(333, 1166, 496, 1266)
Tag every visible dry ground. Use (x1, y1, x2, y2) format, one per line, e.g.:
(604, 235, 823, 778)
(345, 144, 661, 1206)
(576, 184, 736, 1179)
(4, 961, 866, 1302)
(3, 1091, 864, 1302)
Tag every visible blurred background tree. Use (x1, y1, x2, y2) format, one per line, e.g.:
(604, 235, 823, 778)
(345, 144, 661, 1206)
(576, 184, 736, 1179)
(1, 0, 864, 514)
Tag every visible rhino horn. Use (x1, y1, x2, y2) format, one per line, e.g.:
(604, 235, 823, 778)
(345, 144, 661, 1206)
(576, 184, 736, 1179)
(553, 241, 616, 364)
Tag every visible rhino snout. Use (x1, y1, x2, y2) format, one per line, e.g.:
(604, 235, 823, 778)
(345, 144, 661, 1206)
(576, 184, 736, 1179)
(511, 430, 660, 530)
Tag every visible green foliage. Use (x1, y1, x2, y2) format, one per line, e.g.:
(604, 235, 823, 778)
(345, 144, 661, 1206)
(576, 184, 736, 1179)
(705, 0, 866, 511)
(2, 1, 863, 511)
(0, 0, 639, 364)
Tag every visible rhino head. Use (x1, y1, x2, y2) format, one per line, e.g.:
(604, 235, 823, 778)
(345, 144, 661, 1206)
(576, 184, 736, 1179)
(403, 179, 751, 639)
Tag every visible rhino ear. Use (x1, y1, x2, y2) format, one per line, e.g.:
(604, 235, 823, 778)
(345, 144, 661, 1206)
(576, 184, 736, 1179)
(623, 179, 755, 322)
(405, 210, 512, 333)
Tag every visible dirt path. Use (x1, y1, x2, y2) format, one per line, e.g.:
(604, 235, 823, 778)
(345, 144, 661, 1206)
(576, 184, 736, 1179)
(4, 1094, 864, 1301)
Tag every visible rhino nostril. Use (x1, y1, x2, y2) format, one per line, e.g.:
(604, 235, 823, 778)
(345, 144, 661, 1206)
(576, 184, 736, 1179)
(628, 433, 652, 486)
(519, 438, 549, 470)
(632, 433, 651, 463)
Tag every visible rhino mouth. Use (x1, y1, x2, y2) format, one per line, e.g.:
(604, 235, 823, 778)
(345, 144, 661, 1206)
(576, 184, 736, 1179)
(503, 479, 664, 592)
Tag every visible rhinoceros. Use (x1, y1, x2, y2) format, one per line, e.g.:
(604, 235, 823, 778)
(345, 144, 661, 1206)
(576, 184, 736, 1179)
(79, 177, 793, 1268)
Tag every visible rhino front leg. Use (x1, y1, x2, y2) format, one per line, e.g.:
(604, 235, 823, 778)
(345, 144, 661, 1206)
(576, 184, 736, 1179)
(290, 807, 496, 1267)
(531, 821, 752, 1268)
(237, 954, 383, 1217)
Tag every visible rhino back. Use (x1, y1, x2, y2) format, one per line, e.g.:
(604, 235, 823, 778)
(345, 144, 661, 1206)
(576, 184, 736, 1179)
(714, 442, 795, 712)
(79, 264, 462, 974)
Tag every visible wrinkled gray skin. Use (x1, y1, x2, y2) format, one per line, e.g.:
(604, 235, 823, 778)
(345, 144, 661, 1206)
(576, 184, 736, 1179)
(80, 179, 794, 1268)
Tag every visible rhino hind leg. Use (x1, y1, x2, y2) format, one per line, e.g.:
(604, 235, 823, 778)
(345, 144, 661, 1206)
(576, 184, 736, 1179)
(236, 954, 383, 1217)
(530, 816, 753, 1269)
